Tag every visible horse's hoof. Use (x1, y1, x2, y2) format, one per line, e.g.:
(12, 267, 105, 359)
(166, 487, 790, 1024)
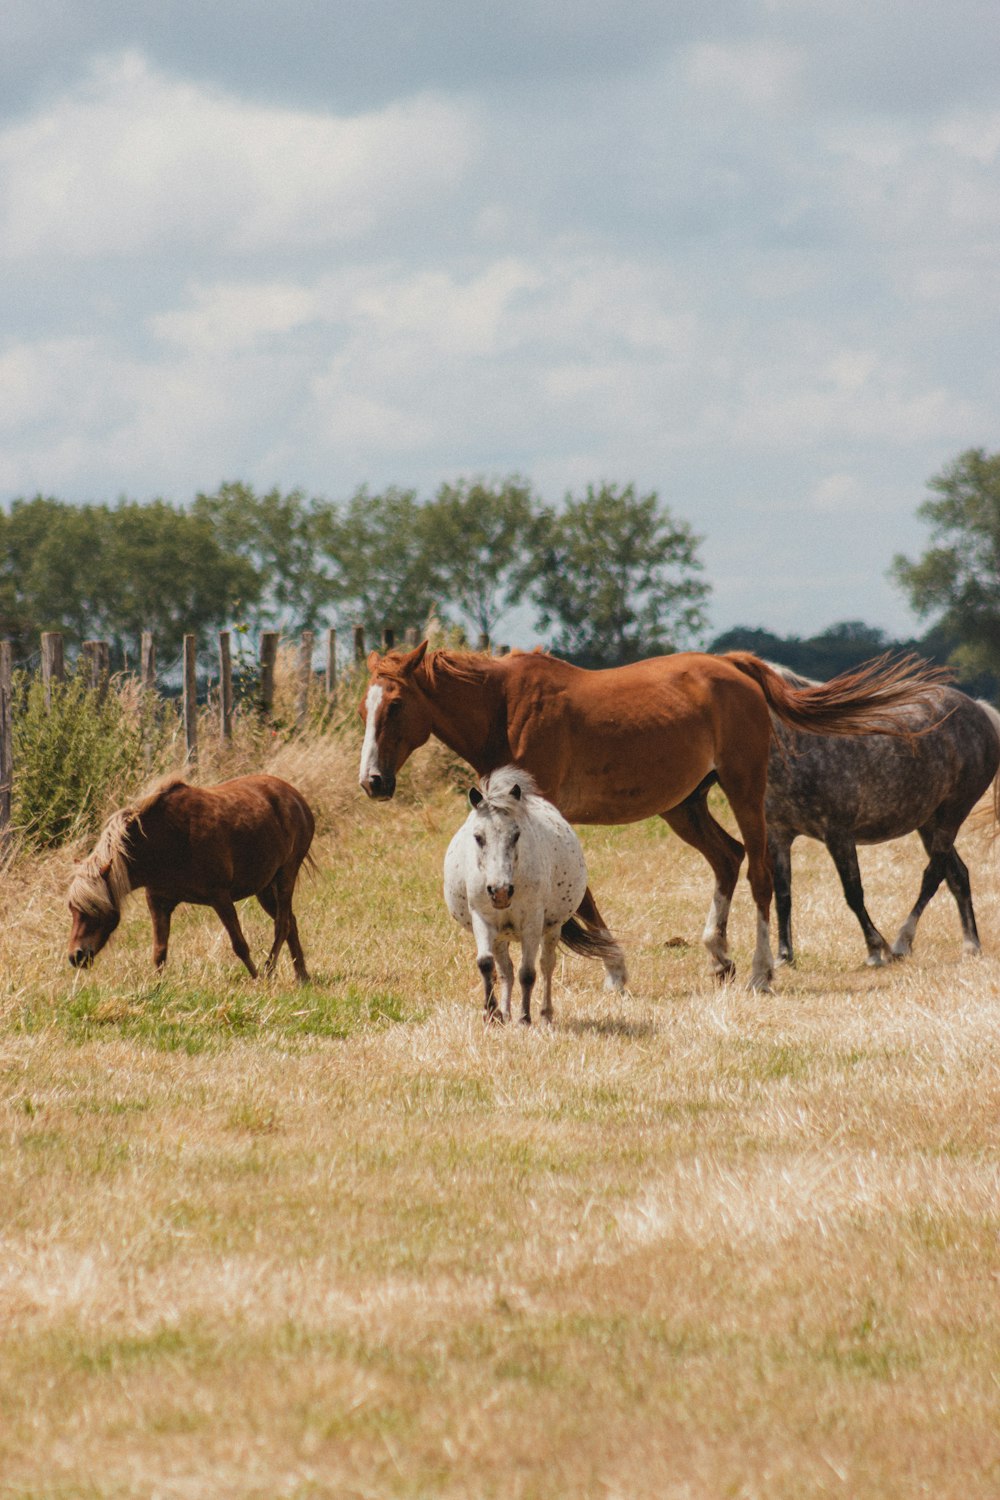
(713, 962, 737, 984)
(483, 1008, 505, 1027)
(518, 1014, 531, 1026)
(603, 972, 627, 993)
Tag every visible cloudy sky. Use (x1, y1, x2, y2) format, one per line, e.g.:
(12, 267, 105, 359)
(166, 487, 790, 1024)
(3, 1, 999, 642)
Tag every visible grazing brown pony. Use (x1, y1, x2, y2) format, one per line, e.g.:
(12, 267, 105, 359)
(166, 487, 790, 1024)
(359, 642, 947, 991)
(67, 774, 315, 980)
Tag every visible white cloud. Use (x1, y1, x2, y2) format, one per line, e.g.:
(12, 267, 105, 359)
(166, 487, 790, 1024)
(682, 40, 804, 111)
(0, 50, 478, 261)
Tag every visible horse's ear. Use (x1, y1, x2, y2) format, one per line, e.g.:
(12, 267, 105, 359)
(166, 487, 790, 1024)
(469, 787, 484, 809)
(401, 640, 429, 676)
(366, 650, 381, 673)
(511, 783, 522, 801)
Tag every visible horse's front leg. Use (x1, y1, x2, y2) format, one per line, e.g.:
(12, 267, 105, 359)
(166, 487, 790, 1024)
(516, 921, 543, 1025)
(495, 941, 515, 1023)
(146, 892, 174, 970)
(471, 913, 501, 1023)
(538, 930, 559, 1025)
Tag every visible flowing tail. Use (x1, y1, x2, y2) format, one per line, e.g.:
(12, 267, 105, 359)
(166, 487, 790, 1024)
(723, 651, 952, 737)
(564, 884, 628, 989)
(560, 915, 626, 964)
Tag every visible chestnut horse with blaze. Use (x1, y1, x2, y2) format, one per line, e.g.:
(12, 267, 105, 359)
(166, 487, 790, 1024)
(359, 643, 947, 990)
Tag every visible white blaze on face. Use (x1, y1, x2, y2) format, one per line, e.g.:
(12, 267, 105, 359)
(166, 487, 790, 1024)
(359, 683, 384, 787)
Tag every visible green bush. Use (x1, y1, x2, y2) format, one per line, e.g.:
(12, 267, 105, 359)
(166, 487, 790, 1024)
(11, 670, 171, 849)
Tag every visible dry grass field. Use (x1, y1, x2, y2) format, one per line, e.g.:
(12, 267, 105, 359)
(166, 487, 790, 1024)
(2, 725, 1000, 1499)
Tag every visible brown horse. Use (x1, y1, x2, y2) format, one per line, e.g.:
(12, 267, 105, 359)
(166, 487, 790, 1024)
(358, 643, 948, 990)
(67, 774, 315, 980)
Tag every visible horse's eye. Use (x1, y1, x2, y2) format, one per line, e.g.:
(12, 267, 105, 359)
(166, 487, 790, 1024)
(474, 833, 485, 848)
(386, 699, 402, 719)
(510, 829, 520, 844)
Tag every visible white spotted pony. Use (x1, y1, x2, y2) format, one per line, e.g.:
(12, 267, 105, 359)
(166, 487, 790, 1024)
(444, 766, 620, 1025)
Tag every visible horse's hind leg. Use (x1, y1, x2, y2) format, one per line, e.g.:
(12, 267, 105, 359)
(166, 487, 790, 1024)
(941, 848, 981, 955)
(576, 885, 628, 992)
(258, 877, 310, 981)
(769, 831, 795, 966)
(211, 895, 258, 978)
(823, 831, 891, 966)
(663, 791, 745, 983)
(893, 825, 979, 959)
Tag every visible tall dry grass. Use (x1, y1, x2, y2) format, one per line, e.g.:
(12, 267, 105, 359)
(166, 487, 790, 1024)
(1, 698, 999, 1498)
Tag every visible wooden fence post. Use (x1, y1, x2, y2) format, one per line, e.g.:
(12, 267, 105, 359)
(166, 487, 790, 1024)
(382, 627, 395, 652)
(183, 634, 198, 765)
(477, 632, 490, 653)
(41, 632, 64, 710)
(218, 631, 233, 742)
(82, 639, 111, 701)
(325, 628, 337, 703)
(353, 625, 365, 663)
(260, 631, 279, 716)
(297, 631, 314, 728)
(141, 632, 156, 693)
(404, 627, 419, 648)
(0, 642, 12, 853)
(140, 632, 157, 771)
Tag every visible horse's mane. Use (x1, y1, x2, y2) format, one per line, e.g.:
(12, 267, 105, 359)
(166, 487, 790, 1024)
(424, 649, 498, 687)
(479, 765, 543, 809)
(67, 775, 190, 915)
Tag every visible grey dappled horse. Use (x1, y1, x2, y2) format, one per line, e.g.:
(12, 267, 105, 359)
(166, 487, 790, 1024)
(764, 671, 1000, 965)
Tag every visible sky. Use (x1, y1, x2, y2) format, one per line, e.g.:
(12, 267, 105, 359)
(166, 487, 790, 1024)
(3, 1, 1000, 645)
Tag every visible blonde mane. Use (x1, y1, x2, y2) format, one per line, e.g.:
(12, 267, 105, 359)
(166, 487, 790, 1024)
(479, 765, 543, 810)
(67, 775, 190, 915)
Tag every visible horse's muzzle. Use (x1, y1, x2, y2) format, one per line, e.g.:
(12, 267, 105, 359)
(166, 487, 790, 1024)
(489, 885, 514, 910)
(361, 772, 396, 800)
(69, 948, 94, 969)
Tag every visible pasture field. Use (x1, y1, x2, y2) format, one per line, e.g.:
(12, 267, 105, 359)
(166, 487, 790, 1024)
(2, 730, 1000, 1499)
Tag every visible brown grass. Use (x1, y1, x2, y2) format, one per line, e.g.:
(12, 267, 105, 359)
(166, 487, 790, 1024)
(2, 726, 999, 1499)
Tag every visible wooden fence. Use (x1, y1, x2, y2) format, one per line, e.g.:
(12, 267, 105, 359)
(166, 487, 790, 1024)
(0, 623, 443, 850)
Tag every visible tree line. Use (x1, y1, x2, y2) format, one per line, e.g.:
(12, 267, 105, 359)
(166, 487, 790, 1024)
(2, 450, 999, 688)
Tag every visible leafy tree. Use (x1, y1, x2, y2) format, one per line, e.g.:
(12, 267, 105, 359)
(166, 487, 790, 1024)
(523, 483, 710, 667)
(421, 476, 538, 643)
(891, 447, 1000, 678)
(193, 481, 334, 632)
(0, 495, 258, 665)
(312, 486, 445, 640)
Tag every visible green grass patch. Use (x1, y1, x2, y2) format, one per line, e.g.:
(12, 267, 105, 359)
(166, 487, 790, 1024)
(17, 977, 418, 1053)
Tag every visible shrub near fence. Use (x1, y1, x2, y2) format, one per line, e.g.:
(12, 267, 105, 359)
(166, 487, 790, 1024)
(0, 625, 383, 854)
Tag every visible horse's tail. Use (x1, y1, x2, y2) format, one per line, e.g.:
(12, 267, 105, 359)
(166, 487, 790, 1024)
(975, 699, 1000, 830)
(723, 651, 951, 737)
(560, 914, 625, 966)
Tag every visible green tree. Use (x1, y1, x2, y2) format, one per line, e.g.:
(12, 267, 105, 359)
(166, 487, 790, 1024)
(891, 447, 1000, 677)
(0, 495, 258, 664)
(420, 476, 538, 642)
(193, 482, 333, 632)
(524, 483, 711, 667)
(312, 486, 444, 639)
